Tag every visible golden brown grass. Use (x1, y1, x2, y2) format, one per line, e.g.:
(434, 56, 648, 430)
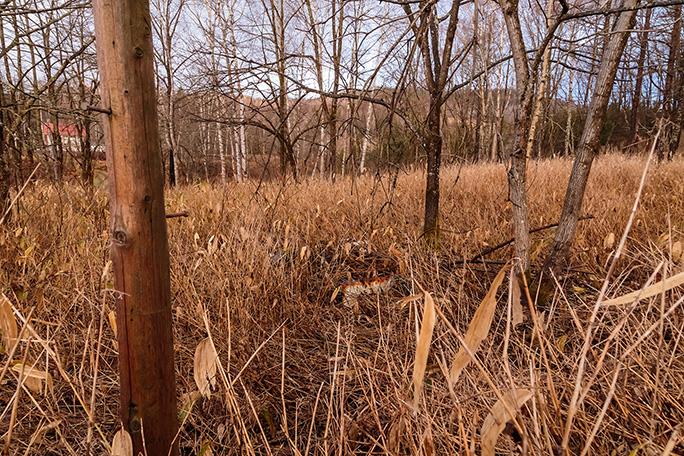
(0, 153, 683, 455)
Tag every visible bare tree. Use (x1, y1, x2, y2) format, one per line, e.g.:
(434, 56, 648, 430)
(542, 0, 641, 282)
(151, 0, 187, 185)
(629, 9, 652, 146)
(400, 0, 464, 242)
(499, 0, 567, 268)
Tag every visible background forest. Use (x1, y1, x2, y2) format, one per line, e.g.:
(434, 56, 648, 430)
(0, 0, 683, 191)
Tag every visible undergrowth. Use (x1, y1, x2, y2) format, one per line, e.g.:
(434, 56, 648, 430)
(0, 153, 683, 455)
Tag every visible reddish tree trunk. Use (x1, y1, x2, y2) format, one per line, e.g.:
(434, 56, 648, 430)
(92, 0, 180, 452)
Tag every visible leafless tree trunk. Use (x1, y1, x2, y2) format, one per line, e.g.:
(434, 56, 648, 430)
(151, 0, 186, 185)
(92, 0, 180, 449)
(499, 0, 567, 268)
(500, 0, 535, 268)
(0, 84, 10, 217)
(543, 0, 640, 280)
(661, 5, 682, 160)
(401, 0, 464, 242)
(628, 9, 651, 147)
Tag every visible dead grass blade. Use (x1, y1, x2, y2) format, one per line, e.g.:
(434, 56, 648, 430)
(194, 338, 218, 399)
(602, 270, 684, 306)
(0, 293, 18, 353)
(561, 126, 661, 452)
(480, 388, 533, 456)
(449, 265, 511, 386)
(412, 287, 436, 411)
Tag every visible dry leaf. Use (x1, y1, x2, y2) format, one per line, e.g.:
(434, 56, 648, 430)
(330, 286, 340, 303)
(481, 388, 534, 456)
(108, 311, 118, 338)
(603, 232, 615, 250)
(602, 270, 684, 306)
(199, 440, 214, 456)
(112, 428, 134, 456)
(388, 415, 404, 454)
(0, 293, 18, 353)
(412, 290, 436, 410)
(422, 427, 435, 456)
(35, 420, 62, 435)
(389, 243, 404, 260)
(12, 363, 53, 395)
(179, 391, 202, 422)
(194, 338, 218, 399)
(657, 232, 670, 247)
(398, 294, 423, 310)
(449, 265, 511, 386)
(672, 241, 682, 263)
(557, 335, 568, 354)
(509, 270, 523, 328)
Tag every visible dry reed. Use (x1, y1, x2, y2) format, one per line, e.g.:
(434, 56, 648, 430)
(0, 153, 682, 455)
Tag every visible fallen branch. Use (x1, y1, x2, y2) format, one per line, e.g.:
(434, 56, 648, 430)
(469, 214, 595, 263)
(165, 211, 189, 219)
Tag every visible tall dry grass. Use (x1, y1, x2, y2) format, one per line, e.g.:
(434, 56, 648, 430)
(0, 153, 682, 455)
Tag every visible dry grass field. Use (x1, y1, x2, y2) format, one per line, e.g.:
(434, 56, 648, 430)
(0, 153, 683, 455)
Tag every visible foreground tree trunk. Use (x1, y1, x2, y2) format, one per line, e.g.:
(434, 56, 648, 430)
(92, 0, 180, 452)
(542, 0, 640, 281)
(424, 94, 443, 240)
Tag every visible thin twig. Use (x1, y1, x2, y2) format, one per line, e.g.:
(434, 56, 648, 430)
(0, 164, 41, 226)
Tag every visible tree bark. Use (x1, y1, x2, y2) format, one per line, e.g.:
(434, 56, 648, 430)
(501, 0, 533, 268)
(92, 0, 180, 452)
(543, 0, 640, 280)
(629, 8, 651, 146)
(0, 84, 10, 219)
(661, 5, 682, 159)
(423, 93, 443, 240)
(402, 0, 462, 244)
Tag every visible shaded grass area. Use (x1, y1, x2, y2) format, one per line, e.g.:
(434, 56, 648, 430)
(0, 154, 683, 454)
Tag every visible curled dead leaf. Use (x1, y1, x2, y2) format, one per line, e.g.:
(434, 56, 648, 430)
(672, 241, 682, 263)
(0, 293, 18, 353)
(388, 415, 404, 454)
(603, 232, 615, 250)
(108, 311, 118, 338)
(412, 289, 436, 411)
(12, 362, 53, 395)
(657, 232, 670, 247)
(481, 388, 534, 456)
(450, 265, 511, 386)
